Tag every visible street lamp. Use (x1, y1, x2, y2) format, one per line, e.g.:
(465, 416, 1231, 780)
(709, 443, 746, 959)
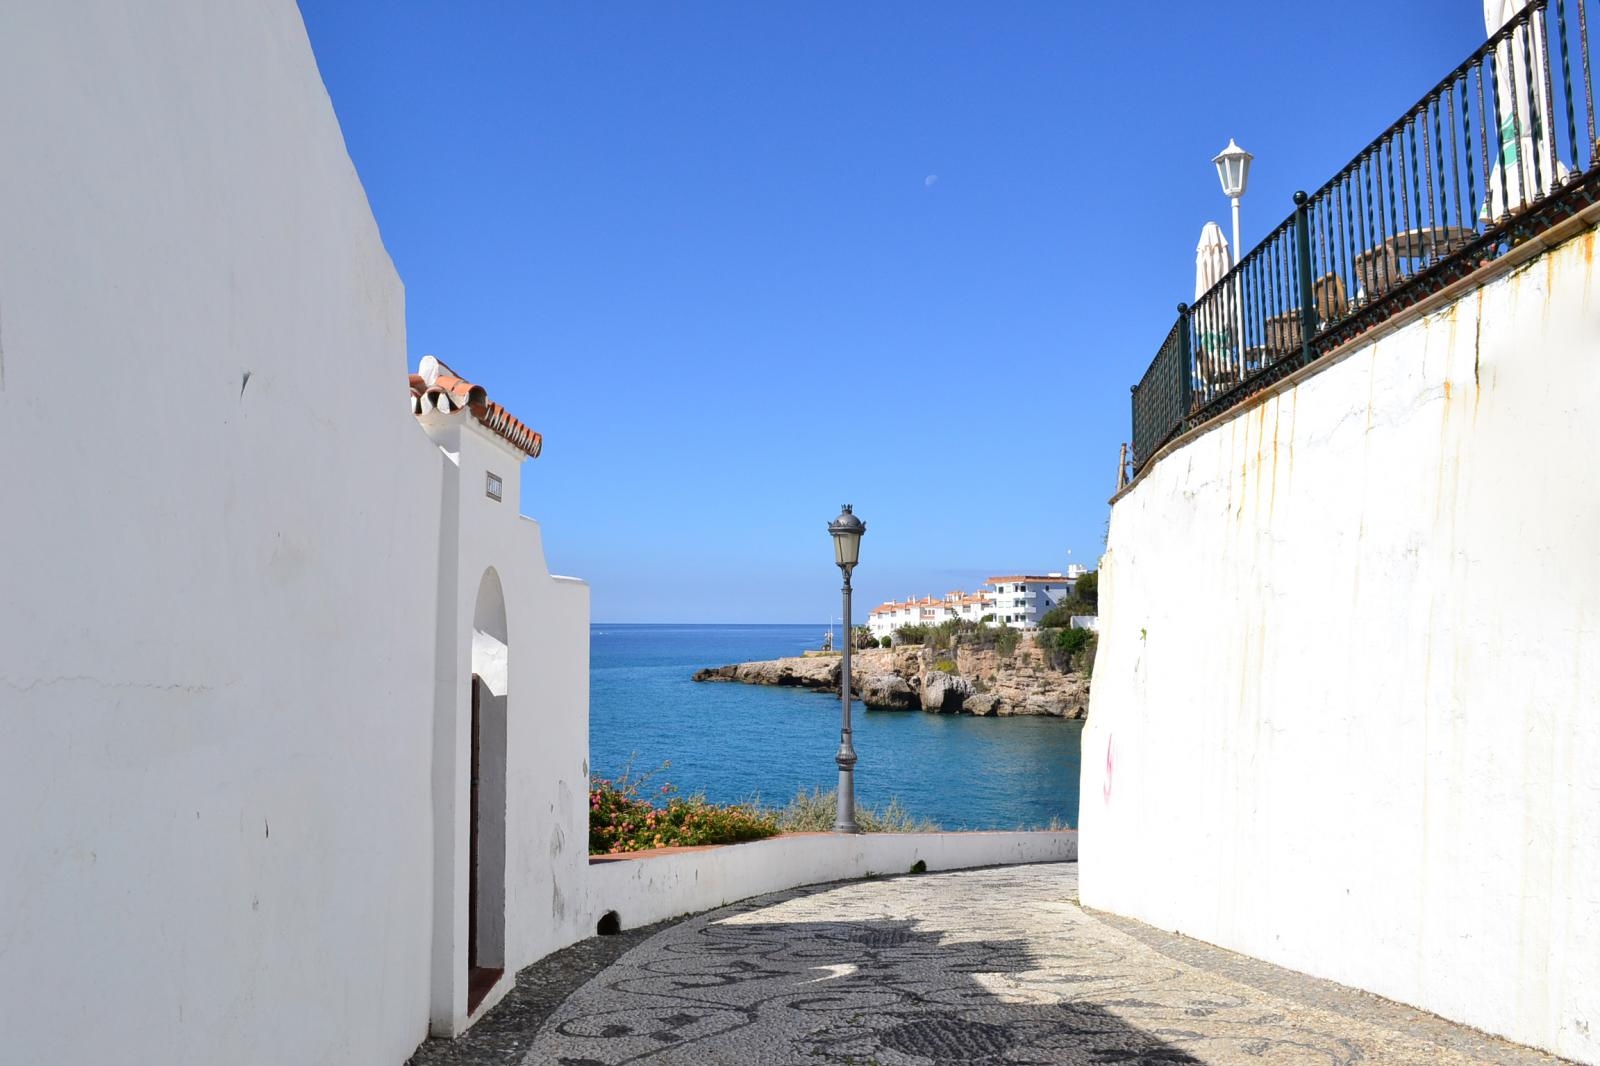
(827, 504, 866, 833)
(1213, 138, 1253, 379)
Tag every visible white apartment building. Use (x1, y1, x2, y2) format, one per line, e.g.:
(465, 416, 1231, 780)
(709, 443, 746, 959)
(986, 569, 1086, 629)
(868, 564, 1088, 640)
(867, 591, 993, 640)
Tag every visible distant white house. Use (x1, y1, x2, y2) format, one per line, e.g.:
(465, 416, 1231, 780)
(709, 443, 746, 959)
(867, 590, 994, 640)
(868, 564, 1088, 640)
(985, 569, 1087, 629)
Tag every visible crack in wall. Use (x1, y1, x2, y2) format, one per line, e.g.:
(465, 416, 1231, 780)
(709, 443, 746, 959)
(0, 675, 222, 695)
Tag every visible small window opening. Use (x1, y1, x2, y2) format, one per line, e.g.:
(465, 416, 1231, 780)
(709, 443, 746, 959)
(485, 472, 503, 501)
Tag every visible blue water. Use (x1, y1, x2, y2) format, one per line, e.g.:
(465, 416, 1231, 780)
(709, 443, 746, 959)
(590, 624, 1082, 830)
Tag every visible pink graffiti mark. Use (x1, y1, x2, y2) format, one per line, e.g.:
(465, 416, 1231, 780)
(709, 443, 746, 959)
(1102, 734, 1115, 804)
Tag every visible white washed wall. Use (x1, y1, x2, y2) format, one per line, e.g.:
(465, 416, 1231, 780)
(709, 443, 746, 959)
(589, 831, 1077, 931)
(0, 3, 441, 1064)
(423, 421, 592, 1032)
(1081, 225, 1600, 1062)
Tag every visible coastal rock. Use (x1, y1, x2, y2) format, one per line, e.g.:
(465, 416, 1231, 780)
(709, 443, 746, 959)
(964, 692, 1002, 717)
(920, 670, 970, 713)
(691, 656, 837, 690)
(857, 671, 919, 710)
(693, 636, 1091, 718)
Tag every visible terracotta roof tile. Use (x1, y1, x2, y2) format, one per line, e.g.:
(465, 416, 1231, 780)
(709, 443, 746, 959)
(409, 355, 542, 459)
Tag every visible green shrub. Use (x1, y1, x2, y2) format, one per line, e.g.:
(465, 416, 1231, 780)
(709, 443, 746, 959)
(590, 764, 779, 855)
(893, 624, 931, 646)
(776, 788, 940, 833)
(930, 618, 965, 651)
(993, 625, 1021, 656)
(879, 636, 892, 648)
(1059, 626, 1092, 657)
(1036, 626, 1095, 672)
(934, 658, 957, 673)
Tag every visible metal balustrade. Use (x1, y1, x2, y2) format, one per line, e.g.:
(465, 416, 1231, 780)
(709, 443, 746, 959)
(1129, 0, 1600, 478)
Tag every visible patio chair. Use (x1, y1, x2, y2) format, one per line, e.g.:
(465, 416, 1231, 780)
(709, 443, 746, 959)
(1314, 273, 1349, 322)
(1354, 245, 1402, 302)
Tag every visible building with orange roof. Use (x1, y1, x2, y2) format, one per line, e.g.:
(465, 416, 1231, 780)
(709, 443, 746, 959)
(866, 564, 1087, 640)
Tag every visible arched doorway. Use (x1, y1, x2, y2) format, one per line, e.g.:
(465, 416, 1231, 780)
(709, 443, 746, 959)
(467, 568, 508, 1013)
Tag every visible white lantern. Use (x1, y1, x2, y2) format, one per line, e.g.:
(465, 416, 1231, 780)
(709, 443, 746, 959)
(1213, 138, 1254, 199)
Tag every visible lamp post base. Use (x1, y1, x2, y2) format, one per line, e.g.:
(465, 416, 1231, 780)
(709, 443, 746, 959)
(834, 760, 858, 834)
(834, 570, 859, 834)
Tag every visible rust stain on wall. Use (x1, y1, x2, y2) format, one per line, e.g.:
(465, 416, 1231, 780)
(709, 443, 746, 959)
(1268, 397, 1281, 516)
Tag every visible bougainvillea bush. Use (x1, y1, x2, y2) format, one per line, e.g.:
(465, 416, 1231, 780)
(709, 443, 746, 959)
(589, 764, 779, 855)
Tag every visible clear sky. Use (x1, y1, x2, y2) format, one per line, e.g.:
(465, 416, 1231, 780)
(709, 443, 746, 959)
(297, 1, 1496, 623)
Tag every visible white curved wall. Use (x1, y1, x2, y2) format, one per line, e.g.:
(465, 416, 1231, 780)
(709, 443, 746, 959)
(589, 831, 1077, 931)
(0, 4, 439, 1064)
(1082, 222, 1600, 1062)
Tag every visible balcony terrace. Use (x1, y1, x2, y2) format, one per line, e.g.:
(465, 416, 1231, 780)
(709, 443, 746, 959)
(1125, 0, 1600, 484)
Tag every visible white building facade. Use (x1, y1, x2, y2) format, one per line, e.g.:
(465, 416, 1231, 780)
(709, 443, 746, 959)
(985, 569, 1087, 628)
(868, 565, 1088, 640)
(0, 7, 593, 1063)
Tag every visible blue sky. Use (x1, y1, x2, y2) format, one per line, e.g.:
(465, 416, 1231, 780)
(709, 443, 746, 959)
(297, 1, 1496, 622)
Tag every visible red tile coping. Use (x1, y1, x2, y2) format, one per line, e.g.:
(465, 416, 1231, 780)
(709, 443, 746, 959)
(588, 832, 835, 864)
(587, 829, 1064, 864)
(410, 354, 542, 459)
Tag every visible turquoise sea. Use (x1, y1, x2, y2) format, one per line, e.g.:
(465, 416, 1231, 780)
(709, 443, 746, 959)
(589, 623, 1083, 830)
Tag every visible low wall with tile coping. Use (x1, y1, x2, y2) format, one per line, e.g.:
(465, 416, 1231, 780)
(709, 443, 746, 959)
(587, 831, 1077, 931)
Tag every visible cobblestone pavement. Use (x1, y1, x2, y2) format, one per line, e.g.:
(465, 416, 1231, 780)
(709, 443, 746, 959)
(515, 864, 1568, 1066)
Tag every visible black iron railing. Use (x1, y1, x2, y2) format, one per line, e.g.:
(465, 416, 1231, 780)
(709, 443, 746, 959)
(1129, 0, 1600, 478)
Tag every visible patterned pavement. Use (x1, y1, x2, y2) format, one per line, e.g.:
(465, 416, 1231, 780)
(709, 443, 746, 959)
(522, 864, 1567, 1066)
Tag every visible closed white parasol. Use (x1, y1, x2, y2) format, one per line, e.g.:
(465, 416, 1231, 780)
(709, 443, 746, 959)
(1482, 0, 1569, 219)
(1193, 221, 1235, 386)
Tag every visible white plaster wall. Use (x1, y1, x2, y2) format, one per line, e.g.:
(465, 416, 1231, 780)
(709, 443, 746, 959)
(1081, 227, 1600, 1062)
(588, 831, 1078, 931)
(429, 424, 591, 1032)
(0, 3, 441, 1064)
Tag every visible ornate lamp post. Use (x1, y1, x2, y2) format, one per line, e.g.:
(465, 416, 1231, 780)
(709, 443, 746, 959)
(827, 504, 866, 833)
(1213, 138, 1254, 378)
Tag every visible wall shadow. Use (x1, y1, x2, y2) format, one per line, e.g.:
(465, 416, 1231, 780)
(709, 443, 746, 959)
(546, 916, 1206, 1064)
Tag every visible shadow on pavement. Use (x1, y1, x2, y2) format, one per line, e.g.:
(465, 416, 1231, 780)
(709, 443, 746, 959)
(542, 916, 1205, 1064)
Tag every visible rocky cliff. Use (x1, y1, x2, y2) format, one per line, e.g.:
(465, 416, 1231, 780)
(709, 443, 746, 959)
(692, 639, 1089, 719)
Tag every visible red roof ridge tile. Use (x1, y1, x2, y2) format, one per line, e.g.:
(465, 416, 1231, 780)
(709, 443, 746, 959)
(409, 355, 542, 459)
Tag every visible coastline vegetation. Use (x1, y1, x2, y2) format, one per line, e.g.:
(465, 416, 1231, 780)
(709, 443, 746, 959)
(590, 763, 941, 855)
(589, 763, 778, 855)
(774, 788, 940, 834)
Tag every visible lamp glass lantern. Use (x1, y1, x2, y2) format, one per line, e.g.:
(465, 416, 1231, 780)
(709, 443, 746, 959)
(828, 505, 865, 572)
(1213, 138, 1253, 199)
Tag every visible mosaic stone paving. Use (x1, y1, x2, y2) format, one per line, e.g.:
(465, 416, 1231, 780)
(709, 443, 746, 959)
(523, 864, 1567, 1066)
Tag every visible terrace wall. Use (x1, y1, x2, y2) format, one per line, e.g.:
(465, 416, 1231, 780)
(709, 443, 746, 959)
(1081, 218, 1599, 1062)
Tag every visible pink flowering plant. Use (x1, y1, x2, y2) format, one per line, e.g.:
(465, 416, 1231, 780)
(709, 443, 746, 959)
(589, 761, 779, 855)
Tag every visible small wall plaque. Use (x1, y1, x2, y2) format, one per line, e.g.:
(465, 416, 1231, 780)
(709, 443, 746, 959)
(485, 472, 503, 501)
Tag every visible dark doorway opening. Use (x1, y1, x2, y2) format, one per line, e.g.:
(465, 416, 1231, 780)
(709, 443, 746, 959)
(467, 674, 502, 1013)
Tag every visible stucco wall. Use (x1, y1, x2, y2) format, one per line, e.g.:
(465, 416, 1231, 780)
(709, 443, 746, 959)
(0, 5, 442, 1064)
(589, 831, 1078, 932)
(427, 423, 592, 1032)
(1081, 225, 1600, 1062)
